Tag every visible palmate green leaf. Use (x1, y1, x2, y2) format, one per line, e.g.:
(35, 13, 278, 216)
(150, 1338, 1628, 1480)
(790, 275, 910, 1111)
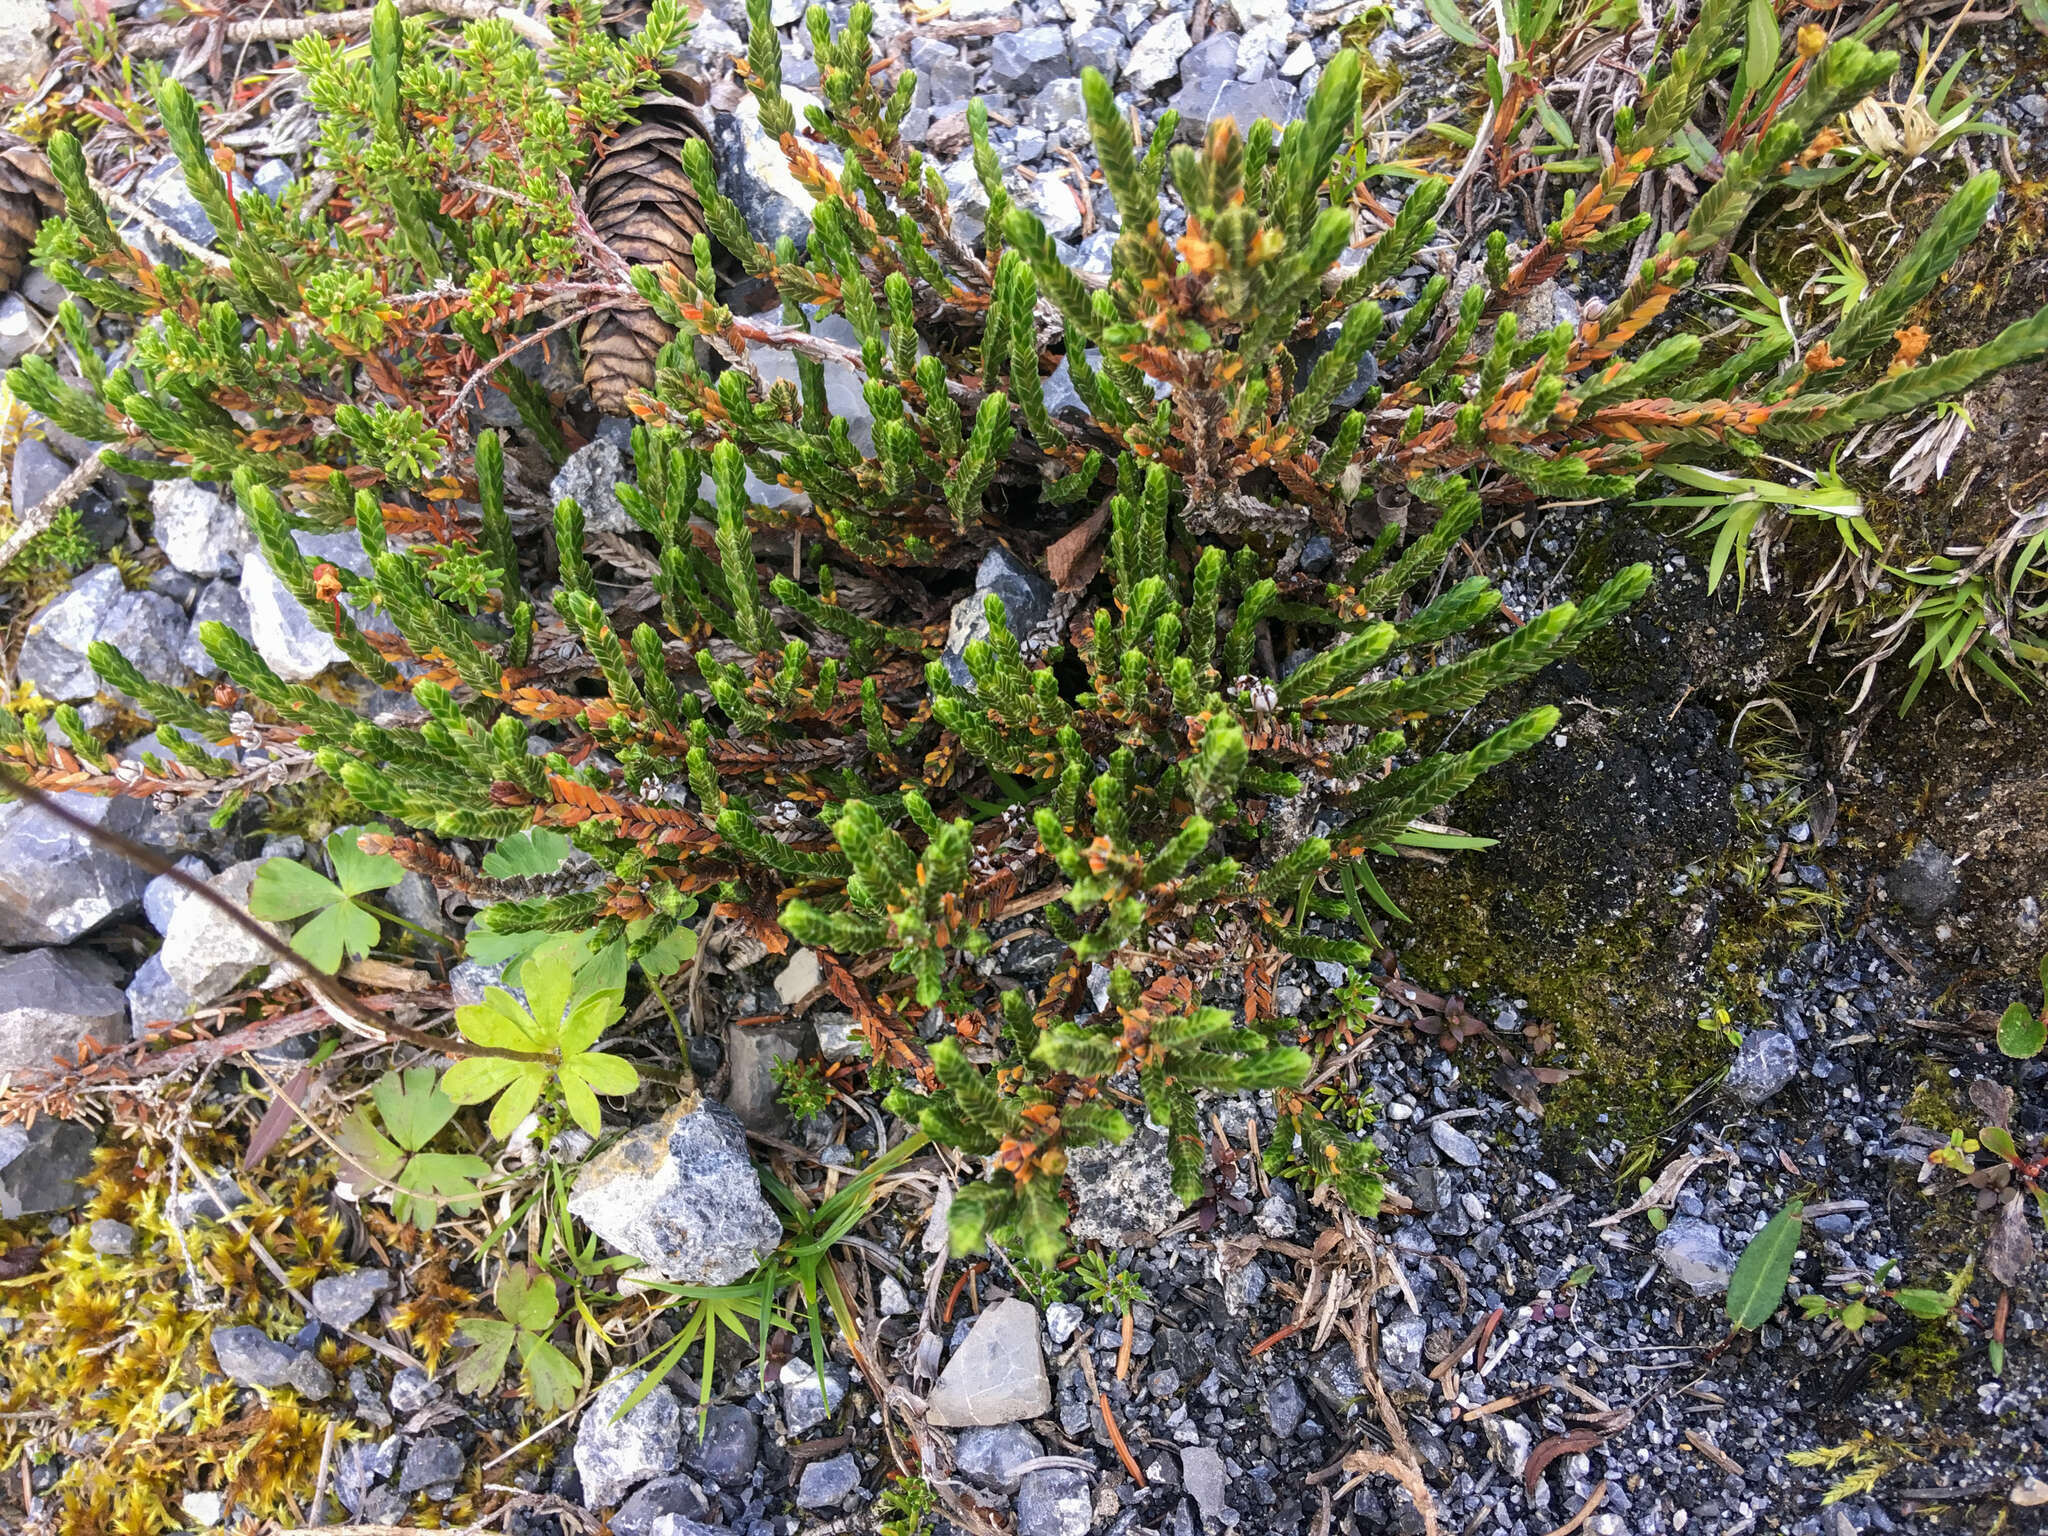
(558, 1049, 640, 1136)
(455, 990, 551, 1053)
(335, 1107, 407, 1186)
(372, 1065, 460, 1151)
(292, 898, 384, 972)
(518, 1332, 583, 1413)
(1997, 1000, 2046, 1059)
(248, 857, 345, 920)
(440, 1053, 550, 1141)
(330, 823, 404, 896)
(396, 1151, 490, 1222)
(482, 826, 572, 878)
(496, 1262, 562, 1334)
(1725, 1200, 1803, 1331)
(453, 1317, 518, 1396)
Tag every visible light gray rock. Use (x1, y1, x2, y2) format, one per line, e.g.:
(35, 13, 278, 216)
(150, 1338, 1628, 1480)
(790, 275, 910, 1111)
(311, 1269, 391, 1329)
(550, 437, 633, 536)
(0, 1117, 96, 1217)
(1021, 166, 1087, 241)
(144, 855, 213, 936)
(575, 1371, 682, 1510)
(1015, 1468, 1092, 1536)
(1044, 1301, 1084, 1345)
(779, 1355, 848, 1435)
(1655, 1217, 1736, 1296)
(1069, 25, 1122, 79)
(988, 26, 1070, 93)
(955, 1424, 1044, 1493)
(565, 1097, 783, 1284)
(0, 788, 154, 946)
(389, 1366, 441, 1414)
(182, 578, 250, 678)
(1264, 1375, 1307, 1438)
(152, 480, 253, 577)
(158, 858, 295, 1009)
(943, 546, 1055, 688)
(239, 530, 372, 682)
(16, 565, 125, 701)
(942, 155, 991, 245)
(1181, 1446, 1230, 1523)
(0, 290, 35, 367)
(1483, 1413, 1533, 1478)
(812, 1011, 864, 1062)
(128, 953, 198, 1036)
(794, 1451, 860, 1509)
(95, 588, 190, 688)
(928, 1298, 1050, 1426)
(397, 1435, 464, 1495)
(711, 88, 828, 255)
(1171, 75, 1300, 136)
(210, 1326, 333, 1398)
(1125, 14, 1192, 92)
(89, 1218, 136, 1256)
(611, 1474, 716, 1536)
(0, 947, 128, 1075)
(773, 948, 821, 1006)
(1379, 1313, 1428, 1380)
(1428, 1120, 1484, 1168)
(1726, 1029, 1799, 1106)
(0, 1, 44, 103)
(1067, 1124, 1178, 1243)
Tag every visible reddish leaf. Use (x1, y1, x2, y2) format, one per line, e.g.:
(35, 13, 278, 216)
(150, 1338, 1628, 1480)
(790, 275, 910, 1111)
(244, 1066, 313, 1168)
(1046, 505, 1110, 592)
(1525, 1429, 1609, 1496)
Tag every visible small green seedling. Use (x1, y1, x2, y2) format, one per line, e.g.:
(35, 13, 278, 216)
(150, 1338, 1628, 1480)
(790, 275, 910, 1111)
(454, 1263, 582, 1413)
(335, 1066, 490, 1228)
(440, 932, 641, 1138)
(1996, 952, 2048, 1059)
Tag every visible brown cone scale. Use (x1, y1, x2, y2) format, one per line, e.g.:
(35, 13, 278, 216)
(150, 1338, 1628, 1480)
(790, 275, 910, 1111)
(580, 72, 714, 415)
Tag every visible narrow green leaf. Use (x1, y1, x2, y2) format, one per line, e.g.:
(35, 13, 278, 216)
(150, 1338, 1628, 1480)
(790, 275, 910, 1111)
(1725, 1200, 1804, 1331)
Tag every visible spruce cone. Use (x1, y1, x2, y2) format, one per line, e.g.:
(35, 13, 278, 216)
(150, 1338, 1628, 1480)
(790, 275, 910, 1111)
(581, 73, 713, 415)
(0, 137, 61, 294)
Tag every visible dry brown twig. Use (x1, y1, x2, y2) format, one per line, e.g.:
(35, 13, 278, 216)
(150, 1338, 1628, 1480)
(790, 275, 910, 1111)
(126, 0, 556, 58)
(0, 452, 107, 571)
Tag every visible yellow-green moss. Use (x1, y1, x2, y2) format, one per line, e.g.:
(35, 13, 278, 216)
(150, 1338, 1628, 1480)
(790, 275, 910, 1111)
(1392, 862, 1734, 1150)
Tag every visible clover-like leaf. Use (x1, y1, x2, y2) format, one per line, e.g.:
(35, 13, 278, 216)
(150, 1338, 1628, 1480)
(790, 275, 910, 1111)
(336, 1067, 489, 1228)
(455, 1265, 583, 1412)
(482, 827, 571, 879)
(247, 825, 403, 971)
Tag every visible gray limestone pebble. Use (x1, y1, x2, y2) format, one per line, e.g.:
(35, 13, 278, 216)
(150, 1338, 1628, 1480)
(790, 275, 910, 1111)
(954, 1423, 1044, 1493)
(794, 1451, 861, 1509)
(1655, 1217, 1736, 1296)
(927, 1298, 1051, 1426)
(575, 1371, 681, 1510)
(1016, 1467, 1093, 1536)
(0, 946, 129, 1075)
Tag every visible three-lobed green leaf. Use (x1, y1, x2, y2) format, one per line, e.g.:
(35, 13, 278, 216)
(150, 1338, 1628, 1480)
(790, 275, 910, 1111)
(334, 1066, 490, 1229)
(248, 823, 404, 971)
(454, 1263, 581, 1413)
